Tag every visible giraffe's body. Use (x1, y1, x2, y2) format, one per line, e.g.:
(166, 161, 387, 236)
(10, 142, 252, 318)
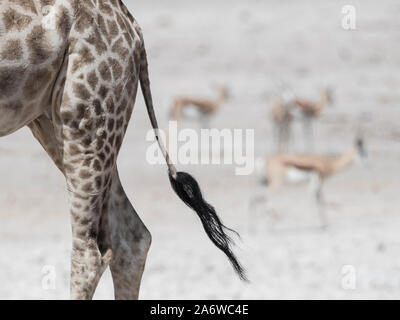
(0, 2, 61, 135)
(0, 0, 245, 300)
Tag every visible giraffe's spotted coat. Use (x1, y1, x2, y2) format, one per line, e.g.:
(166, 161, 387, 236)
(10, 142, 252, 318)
(1, 0, 151, 300)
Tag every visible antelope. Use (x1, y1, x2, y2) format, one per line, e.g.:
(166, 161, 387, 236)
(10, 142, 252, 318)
(170, 85, 229, 127)
(270, 88, 333, 152)
(258, 137, 367, 228)
(294, 88, 333, 118)
(293, 87, 334, 151)
(270, 94, 294, 152)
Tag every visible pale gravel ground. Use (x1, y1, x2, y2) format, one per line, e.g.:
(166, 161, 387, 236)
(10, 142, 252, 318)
(0, 0, 399, 299)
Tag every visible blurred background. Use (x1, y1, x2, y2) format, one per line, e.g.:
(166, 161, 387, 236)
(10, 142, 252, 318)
(0, 0, 399, 299)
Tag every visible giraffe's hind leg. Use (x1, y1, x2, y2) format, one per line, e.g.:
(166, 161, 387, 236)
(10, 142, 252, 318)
(98, 169, 151, 300)
(28, 111, 117, 300)
(61, 109, 133, 300)
(28, 114, 114, 299)
(28, 116, 149, 300)
(62, 142, 115, 300)
(56, 74, 138, 299)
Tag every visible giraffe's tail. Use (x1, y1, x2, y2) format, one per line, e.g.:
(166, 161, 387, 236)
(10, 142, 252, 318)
(138, 42, 248, 282)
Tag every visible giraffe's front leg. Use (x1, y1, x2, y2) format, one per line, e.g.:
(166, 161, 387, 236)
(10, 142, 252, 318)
(98, 169, 152, 300)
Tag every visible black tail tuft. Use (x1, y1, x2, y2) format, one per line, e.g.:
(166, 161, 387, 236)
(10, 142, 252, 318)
(169, 171, 248, 281)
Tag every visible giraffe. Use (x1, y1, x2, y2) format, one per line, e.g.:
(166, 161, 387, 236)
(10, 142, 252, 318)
(0, 0, 246, 300)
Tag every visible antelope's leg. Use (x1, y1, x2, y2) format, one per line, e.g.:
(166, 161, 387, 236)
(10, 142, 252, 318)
(311, 174, 328, 229)
(316, 186, 328, 229)
(302, 116, 314, 152)
(284, 118, 293, 152)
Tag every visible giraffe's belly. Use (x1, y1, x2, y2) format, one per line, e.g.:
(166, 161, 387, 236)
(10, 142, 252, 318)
(0, 96, 32, 137)
(0, 63, 60, 137)
(0, 1, 71, 137)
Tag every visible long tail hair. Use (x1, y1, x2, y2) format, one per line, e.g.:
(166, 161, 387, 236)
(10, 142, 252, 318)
(139, 42, 247, 281)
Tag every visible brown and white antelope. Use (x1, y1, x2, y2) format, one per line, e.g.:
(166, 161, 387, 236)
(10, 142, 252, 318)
(270, 94, 293, 152)
(293, 87, 334, 151)
(257, 137, 366, 228)
(170, 85, 229, 127)
(270, 88, 333, 152)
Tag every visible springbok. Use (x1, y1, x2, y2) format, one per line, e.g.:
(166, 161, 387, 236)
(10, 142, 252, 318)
(258, 137, 366, 228)
(270, 94, 293, 152)
(270, 88, 333, 152)
(293, 87, 333, 151)
(170, 85, 229, 127)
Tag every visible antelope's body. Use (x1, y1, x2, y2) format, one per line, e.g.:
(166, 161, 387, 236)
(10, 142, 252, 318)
(171, 86, 228, 122)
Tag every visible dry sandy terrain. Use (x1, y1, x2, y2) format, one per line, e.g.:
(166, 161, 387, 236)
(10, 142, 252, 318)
(0, 0, 399, 299)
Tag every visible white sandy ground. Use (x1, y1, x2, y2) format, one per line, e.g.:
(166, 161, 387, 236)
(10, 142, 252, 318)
(0, 0, 400, 299)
